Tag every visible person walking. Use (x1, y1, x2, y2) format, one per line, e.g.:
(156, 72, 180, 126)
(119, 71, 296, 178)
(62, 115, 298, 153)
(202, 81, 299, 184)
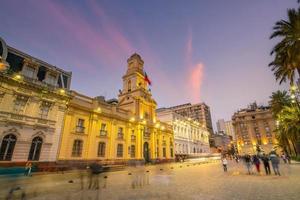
(261, 154, 271, 175)
(269, 151, 281, 176)
(281, 153, 287, 164)
(222, 157, 228, 172)
(252, 155, 261, 174)
(244, 154, 252, 175)
(88, 162, 103, 189)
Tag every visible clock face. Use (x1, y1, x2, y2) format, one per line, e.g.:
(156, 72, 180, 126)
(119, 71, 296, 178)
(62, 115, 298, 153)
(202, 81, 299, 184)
(0, 37, 8, 60)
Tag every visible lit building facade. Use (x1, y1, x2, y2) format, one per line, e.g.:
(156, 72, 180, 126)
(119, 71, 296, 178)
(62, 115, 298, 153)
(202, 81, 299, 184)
(232, 102, 277, 154)
(58, 54, 174, 163)
(0, 37, 71, 162)
(166, 103, 214, 135)
(224, 121, 235, 140)
(157, 108, 210, 160)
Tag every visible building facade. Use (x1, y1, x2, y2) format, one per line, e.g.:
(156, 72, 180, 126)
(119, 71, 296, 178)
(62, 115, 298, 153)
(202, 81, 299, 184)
(157, 108, 210, 160)
(58, 54, 174, 163)
(216, 119, 225, 133)
(162, 103, 214, 135)
(224, 121, 235, 141)
(0, 37, 71, 162)
(232, 102, 277, 154)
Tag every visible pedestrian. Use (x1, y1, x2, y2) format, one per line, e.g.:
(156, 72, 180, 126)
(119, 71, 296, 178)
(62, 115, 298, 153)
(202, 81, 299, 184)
(269, 151, 281, 176)
(286, 154, 291, 164)
(252, 155, 261, 174)
(24, 161, 32, 176)
(88, 162, 103, 190)
(244, 154, 252, 175)
(281, 153, 287, 164)
(222, 157, 228, 172)
(261, 154, 271, 175)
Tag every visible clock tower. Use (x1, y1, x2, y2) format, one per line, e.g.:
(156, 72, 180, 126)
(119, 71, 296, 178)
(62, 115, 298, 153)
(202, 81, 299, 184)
(118, 53, 157, 123)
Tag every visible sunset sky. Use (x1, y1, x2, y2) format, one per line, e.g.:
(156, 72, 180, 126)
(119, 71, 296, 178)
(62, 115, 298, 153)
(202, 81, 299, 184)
(1, 0, 297, 130)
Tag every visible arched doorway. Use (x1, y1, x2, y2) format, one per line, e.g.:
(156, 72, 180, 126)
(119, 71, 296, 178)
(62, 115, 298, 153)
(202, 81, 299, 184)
(143, 142, 150, 163)
(0, 134, 17, 161)
(28, 137, 43, 161)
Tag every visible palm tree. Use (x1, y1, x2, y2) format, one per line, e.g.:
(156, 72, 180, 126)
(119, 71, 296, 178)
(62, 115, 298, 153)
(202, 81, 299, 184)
(279, 105, 300, 155)
(269, 7, 300, 85)
(269, 90, 291, 117)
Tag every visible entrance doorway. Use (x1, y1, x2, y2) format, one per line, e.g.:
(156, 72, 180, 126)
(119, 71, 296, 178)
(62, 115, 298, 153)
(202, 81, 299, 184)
(143, 142, 150, 163)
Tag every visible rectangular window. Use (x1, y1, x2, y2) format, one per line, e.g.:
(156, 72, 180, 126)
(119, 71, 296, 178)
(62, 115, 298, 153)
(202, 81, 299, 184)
(130, 145, 135, 158)
(72, 140, 83, 157)
(117, 144, 123, 157)
(13, 96, 28, 114)
(163, 147, 166, 158)
(98, 142, 106, 157)
(76, 119, 85, 133)
(45, 73, 57, 86)
(100, 123, 107, 136)
(23, 66, 35, 78)
(118, 127, 124, 139)
(40, 101, 51, 119)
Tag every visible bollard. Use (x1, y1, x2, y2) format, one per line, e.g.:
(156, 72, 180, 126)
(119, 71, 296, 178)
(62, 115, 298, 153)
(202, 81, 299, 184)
(146, 170, 149, 173)
(104, 176, 108, 179)
(160, 169, 163, 171)
(68, 180, 74, 183)
(128, 173, 132, 175)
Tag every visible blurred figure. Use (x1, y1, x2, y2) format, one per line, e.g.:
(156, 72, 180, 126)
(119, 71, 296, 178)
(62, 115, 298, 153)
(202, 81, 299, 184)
(286, 154, 291, 164)
(252, 155, 261, 174)
(269, 151, 281, 176)
(244, 154, 252, 175)
(261, 154, 271, 175)
(235, 155, 239, 163)
(24, 161, 32, 176)
(88, 162, 103, 189)
(281, 153, 287, 164)
(222, 157, 228, 172)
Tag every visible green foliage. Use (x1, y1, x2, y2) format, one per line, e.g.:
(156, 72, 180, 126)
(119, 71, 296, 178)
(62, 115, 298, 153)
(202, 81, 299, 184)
(269, 7, 300, 85)
(269, 90, 291, 117)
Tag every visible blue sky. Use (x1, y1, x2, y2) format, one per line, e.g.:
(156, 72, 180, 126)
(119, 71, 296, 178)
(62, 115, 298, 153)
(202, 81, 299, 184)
(1, 0, 298, 130)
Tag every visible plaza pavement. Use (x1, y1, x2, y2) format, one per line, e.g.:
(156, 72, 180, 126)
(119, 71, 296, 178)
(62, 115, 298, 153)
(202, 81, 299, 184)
(1, 160, 300, 200)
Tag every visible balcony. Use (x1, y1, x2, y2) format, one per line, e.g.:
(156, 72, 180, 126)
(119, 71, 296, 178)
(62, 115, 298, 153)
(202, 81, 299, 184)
(76, 126, 85, 133)
(100, 130, 107, 137)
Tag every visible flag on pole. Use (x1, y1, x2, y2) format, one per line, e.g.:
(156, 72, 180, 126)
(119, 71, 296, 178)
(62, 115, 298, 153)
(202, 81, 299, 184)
(144, 72, 152, 86)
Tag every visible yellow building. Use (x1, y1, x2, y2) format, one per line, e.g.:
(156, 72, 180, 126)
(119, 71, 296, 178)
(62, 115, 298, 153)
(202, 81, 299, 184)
(232, 102, 278, 154)
(58, 54, 174, 164)
(0, 37, 71, 162)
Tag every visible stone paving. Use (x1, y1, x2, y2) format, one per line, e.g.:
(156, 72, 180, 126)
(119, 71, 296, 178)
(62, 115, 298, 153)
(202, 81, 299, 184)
(1, 161, 300, 200)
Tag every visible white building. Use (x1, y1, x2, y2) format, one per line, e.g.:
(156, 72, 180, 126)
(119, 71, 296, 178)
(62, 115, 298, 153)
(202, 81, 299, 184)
(216, 119, 226, 133)
(157, 108, 210, 159)
(224, 121, 235, 140)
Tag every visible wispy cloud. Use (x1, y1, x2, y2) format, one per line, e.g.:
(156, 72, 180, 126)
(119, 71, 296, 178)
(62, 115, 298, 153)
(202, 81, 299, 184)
(184, 29, 204, 103)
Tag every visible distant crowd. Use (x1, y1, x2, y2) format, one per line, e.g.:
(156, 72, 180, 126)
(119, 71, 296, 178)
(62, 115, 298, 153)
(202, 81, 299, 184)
(221, 151, 291, 175)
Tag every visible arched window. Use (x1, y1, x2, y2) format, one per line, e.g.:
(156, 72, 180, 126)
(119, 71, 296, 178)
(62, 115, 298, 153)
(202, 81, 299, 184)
(28, 137, 43, 161)
(0, 134, 17, 161)
(128, 80, 131, 92)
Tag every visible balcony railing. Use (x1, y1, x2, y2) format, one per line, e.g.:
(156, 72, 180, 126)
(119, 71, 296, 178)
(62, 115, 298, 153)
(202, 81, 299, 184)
(76, 126, 85, 133)
(100, 130, 107, 137)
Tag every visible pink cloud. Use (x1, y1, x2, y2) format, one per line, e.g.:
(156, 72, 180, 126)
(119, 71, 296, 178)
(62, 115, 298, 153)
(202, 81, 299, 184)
(189, 63, 204, 103)
(184, 29, 205, 103)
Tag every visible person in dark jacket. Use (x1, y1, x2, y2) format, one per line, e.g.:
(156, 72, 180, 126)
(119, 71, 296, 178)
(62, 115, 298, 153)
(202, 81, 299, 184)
(261, 154, 271, 175)
(244, 154, 252, 175)
(252, 155, 261, 173)
(269, 151, 280, 176)
(88, 162, 103, 189)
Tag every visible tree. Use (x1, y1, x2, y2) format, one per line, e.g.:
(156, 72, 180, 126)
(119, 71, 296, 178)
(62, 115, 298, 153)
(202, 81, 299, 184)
(279, 105, 300, 155)
(269, 90, 291, 117)
(269, 7, 300, 85)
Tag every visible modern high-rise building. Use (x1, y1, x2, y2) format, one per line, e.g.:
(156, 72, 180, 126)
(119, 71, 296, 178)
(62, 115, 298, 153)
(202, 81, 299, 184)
(156, 108, 210, 160)
(216, 119, 226, 133)
(0, 37, 71, 162)
(161, 103, 214, 135)
(224, 121, 235, 140)
(232, 102, 277, 154)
